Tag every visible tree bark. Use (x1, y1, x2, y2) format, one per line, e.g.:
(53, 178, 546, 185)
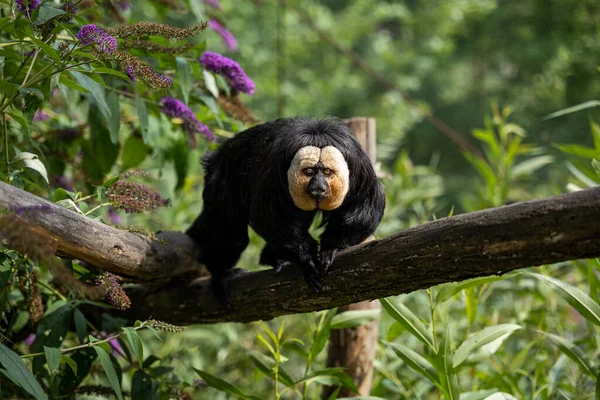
(323, 117, 379, 398)
(1, 183, 600, 325)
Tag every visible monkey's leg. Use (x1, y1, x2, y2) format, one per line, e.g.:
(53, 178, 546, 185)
(259, 244, 293, 273)
(187, 209, 249, 311)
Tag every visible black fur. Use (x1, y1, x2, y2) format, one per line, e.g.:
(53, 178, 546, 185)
(186, 117, 386, 310)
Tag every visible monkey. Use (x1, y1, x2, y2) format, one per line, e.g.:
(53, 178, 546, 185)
(186, 117, 385, 310)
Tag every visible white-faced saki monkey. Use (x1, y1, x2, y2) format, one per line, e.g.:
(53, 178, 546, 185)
(186, 117, 386, 310)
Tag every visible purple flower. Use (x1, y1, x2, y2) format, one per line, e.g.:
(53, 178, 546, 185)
(199, 52, 255, 95)
(76, 25, 117, 54)
(24, 334, 36, 346)
(33, 110, 48, 121)
(16, 0, 40, 13)
(209, 20, 237, 52)
(160, 97, 216, 144)
(107, 208, 122, 225)
(125, 66, 136, 82)
(204, 0, 221, 9)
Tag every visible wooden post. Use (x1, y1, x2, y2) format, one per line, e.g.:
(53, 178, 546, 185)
(323, 117, 381, 398)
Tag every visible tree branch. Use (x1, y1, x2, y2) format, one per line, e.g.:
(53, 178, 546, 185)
(1, 182, 599, 324)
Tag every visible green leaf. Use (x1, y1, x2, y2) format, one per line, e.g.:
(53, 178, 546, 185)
(87, 104, 120, 176)
(189, 1, 206, 23)
(34, 4, 65, 25)
(135, 95, 150, 144)
(0, 81, 19, 99)
(310, 309, 337, 360)
(106, 91, 121, 144)
(123, 327, 144, 368)
(71, 71, 111, 121)
(459, 390, 498, 400)
(176, 57, 192, 104)
(482, 393, 519, 400)
(92, 67, 129, 80)
(44, 346, 61, 374)
(12, 152, 48, 184)
(203, 70, 219, 98)
(440, 327, 459, 400)
(387, 342, 441, 386)
(453, 324, 522, 368)
(248, 350, 295, 387)
(542, 100, 600, 120)
(73, 308, 87, 344)
(61, 355, 77, 376)
(381, 298, 435, 351)
(555, 144, 600, 159)
(294, 368, 358, 393)
(194, 368, 262, 400)
(121, 135, 150, 171)
(29, 37, 61, 66)
(0, 343, 48, 400)
(512, 155, 553, 178)
(542, 331, 595, 378)
(592, 159, 600, 177)
(435, 276, 506, 307)
(330, 309, 380, 329)
(131, 370, 159, 400)
(92, 345, 123, 400)
(527, 272, 600, 326)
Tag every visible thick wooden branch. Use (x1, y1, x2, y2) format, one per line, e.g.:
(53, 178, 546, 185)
(0, 181, 202, 281)
(121, 187, 600, 324)
(1, 181, 599, 325)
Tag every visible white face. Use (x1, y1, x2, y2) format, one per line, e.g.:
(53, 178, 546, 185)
(287, 146, 350, 211)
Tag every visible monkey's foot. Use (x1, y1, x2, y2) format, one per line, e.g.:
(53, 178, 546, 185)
(318, 248, 337, 277)
(210, 269, 247, 312)
(302, 261, 323, 293)
(273, 260, 292, 274)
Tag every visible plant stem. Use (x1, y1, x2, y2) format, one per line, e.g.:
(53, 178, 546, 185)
(427, 288, 439, 352)
(21, 321, 149, 359)
(22, 49, 40, 85)
(2, 113, 8, 177)
(85, 202, 112, 216)
(38, 279, 68, 302)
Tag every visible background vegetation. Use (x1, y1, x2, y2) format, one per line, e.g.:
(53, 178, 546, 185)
(0, 0, 599, 399)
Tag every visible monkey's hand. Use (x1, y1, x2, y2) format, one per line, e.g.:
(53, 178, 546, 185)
(318, 248, 338, 277)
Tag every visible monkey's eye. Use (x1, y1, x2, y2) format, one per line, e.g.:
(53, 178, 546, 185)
(303, 168, 315, 176)
(323, 168, 333, 176)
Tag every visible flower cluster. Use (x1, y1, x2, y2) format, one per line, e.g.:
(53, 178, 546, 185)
(161, 97, 216, 145)
(216, 94, 258, 124)
(147, 319, 186, 333)
(95, 273, 131, 310)
(111, 50, 172, 90)
(76, 24, 117, 54)
(199, 52, 255, 95)
(59, 2, 78, 23)
(120, 39, 193, 55)
(107, 180, 171, 213)
(33, 110, 48, 121)
(18, 269, 44, 324)
(16, 0, 40, 13)
(106, 21, 208, 40)
(209, 20, 237, 52)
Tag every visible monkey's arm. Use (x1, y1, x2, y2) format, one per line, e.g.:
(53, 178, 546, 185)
(319, 183, 385, 274)
(259, 219, 324, 292)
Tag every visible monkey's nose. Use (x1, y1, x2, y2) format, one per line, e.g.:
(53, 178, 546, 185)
(308, 190, 327, 200)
